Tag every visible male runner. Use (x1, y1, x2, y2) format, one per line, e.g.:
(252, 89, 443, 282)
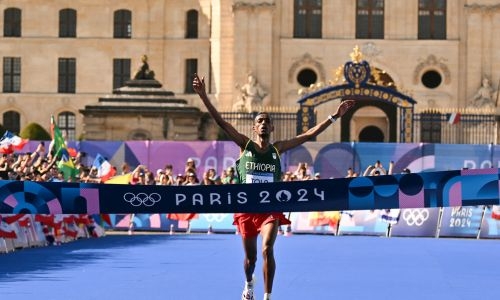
(193, 74, 355, 300)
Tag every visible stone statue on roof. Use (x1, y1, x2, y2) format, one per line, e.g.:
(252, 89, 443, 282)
(133, 55, 156, 80)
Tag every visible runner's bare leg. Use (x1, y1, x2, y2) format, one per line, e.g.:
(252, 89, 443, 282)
(260, 219, 279, 293)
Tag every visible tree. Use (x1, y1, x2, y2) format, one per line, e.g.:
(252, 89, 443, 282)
(20, 123, 51, 140)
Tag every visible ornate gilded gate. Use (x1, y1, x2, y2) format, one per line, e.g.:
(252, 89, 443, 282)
(297, 47, 417, 143)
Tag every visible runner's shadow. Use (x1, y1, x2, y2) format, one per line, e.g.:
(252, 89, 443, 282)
(0, 234, 168, 281)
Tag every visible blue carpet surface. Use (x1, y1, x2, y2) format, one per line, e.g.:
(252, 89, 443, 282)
(1, 234, 499, 300)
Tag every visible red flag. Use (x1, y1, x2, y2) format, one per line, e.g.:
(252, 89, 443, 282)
(0, 131, 28, 154)
(100, 214, 112, 226)
(0, 228, 17, 239)
(35, 214, 55, 226)
(18, 217, 31, 227)
(76, 214, 92, 225)
(2, 214, 27, 224)
(63, 215, 76, 224)
(492, 206, 500, 220)
(64, 229, 78, 238)
(167, 213, 198, 221)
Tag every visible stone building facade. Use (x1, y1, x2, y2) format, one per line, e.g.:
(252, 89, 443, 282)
(0, 0, 498, 142)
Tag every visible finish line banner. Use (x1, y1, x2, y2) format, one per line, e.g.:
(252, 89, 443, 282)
(1, 168, 499, 214)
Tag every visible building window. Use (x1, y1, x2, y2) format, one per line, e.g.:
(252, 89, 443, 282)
(185, 59, 197, 93)
(58, 112, 76, 141)
(3, 57, 21, 93)
(4, 7, 21, 37)
(297, 68, 317, 87)
(114, 9, 132, 38)
(421, 70, 442, 89)
(418, 0, 446, 39)
(113, 58, 131, 89)
(294, 0, 322, 38)
(356, 0, 384, 39)
(186, 10, 198, 38)
(58, 58, 76, 93)
(3, 111, 21, 134)
(59, 8, 77, 38)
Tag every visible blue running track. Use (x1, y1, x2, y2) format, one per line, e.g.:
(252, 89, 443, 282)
(1, 234, 499, 300)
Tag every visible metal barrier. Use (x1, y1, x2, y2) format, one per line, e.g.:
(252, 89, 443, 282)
(220, 110, 298, 141)
(413, 110, 497, 144)
(221, 108, 498, 144)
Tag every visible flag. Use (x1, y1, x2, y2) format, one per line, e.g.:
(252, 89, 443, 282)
(167, 213, 198, 221)
(50, 116, 78, 180)
(106, 173, 132, 184)
(57, 155, 78, 180)
(93, 153, 116, 182)
(492, 206, 500, 220)
(0, 131, 28, 154)
(447, 112, 461, 125)
(18, 217, 31, 228)
(35, 214, 56, 227)
(100, 214, 112, 226)
(50, 115, 67, 155)
(308, 211, 341, 228)
(0, 227, 17, 239)
(2, 214, 27, 224)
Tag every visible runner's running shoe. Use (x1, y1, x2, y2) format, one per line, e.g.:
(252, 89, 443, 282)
(241, 276, 255, 300)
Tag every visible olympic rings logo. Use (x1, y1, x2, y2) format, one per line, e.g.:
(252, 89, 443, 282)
(402, 209, 429, 226)
(203, 214, 228, 223)
(123, 192, 161, 207)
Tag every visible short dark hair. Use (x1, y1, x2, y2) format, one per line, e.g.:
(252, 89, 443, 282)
(254, 112, 272, 122)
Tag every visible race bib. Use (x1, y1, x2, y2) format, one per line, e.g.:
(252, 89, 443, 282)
(245, 172, 274, 184)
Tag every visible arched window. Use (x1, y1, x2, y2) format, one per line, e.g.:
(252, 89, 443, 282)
(58, 111, 76, 140)
(114, 9, 132, 38)
(294, 0, 322, 38)
(356, 0, 384, 39)
(186, 10, 198, 38)
(418, 0, 446, 40)
(59, 8, 77, 38)
(3, 111, 21, 134)
(4, 7, 21, 37)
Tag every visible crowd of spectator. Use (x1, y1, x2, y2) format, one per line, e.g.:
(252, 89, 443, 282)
(1, 141, 408, 185)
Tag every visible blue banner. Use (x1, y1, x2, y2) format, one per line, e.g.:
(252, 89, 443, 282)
(1, 168, 500, 214)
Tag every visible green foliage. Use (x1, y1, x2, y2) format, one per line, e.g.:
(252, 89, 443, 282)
(20, 122, 51, 140)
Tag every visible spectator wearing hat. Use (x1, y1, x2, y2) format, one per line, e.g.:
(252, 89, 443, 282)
(185, 172, 199, 185)
(184, 158, 197, 175)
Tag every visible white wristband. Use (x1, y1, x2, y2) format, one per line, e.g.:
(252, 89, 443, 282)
(328, 115, 337, 124)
